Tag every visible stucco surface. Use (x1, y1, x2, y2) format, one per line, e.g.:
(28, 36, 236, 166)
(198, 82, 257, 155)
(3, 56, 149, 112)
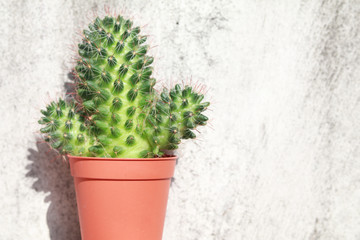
(1, 0, 360, 239)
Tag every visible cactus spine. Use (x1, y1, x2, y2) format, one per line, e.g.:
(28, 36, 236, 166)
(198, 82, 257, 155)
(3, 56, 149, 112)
(39, 15, 209, 158)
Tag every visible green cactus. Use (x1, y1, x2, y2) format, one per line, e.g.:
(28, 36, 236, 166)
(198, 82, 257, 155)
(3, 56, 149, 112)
(39, 15, 209, 158)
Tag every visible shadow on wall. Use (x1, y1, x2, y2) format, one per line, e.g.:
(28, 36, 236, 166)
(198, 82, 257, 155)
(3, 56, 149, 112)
(26, 141, 81, 240)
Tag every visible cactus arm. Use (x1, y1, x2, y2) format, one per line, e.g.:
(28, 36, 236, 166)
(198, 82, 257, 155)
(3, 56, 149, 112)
(145, 84, 210, 152)
(38, 99, 94, 156)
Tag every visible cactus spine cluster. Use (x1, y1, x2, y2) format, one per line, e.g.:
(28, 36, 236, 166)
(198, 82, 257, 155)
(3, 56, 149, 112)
(39, 15, 209, 158)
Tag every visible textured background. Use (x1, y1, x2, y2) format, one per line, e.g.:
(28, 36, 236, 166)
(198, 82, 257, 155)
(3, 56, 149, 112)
(1, 0, 360, 239)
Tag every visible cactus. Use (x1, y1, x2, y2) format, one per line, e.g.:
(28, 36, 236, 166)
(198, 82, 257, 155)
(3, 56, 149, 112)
(39, 15, 209, 158)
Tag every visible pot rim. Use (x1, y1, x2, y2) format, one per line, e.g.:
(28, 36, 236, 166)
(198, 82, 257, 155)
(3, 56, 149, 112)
(67, 155, 177, 161)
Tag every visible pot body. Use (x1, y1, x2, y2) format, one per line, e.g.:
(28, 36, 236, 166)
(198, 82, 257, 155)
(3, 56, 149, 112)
(69, 155, 177, 240)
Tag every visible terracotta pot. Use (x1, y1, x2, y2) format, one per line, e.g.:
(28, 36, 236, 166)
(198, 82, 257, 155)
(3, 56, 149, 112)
(68, 155, 177, 240)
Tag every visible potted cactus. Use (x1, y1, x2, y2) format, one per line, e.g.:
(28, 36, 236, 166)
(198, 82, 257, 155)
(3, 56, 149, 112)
(38, 14, 209, 240)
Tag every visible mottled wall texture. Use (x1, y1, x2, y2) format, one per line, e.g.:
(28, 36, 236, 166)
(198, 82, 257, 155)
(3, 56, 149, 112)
(1, 0, 360, 239)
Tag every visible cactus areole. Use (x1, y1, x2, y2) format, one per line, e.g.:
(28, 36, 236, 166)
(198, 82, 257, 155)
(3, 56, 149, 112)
(39, 15, 210, 159)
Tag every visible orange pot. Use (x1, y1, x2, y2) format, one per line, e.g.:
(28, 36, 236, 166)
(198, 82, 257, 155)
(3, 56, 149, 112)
(68, 155, 177, 240)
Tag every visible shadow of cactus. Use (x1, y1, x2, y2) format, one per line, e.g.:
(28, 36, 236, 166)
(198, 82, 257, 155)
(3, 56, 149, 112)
(26, 141, 81, 240)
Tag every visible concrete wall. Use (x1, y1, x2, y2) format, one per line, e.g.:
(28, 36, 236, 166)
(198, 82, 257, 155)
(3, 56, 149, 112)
(1, 0, 360, 239)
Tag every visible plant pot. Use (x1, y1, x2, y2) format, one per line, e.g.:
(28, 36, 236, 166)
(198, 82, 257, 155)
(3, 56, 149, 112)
(68, 155, 177, 240)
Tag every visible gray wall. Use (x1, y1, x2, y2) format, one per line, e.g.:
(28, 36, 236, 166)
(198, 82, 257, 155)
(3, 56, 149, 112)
(1, 0, 360, 239)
